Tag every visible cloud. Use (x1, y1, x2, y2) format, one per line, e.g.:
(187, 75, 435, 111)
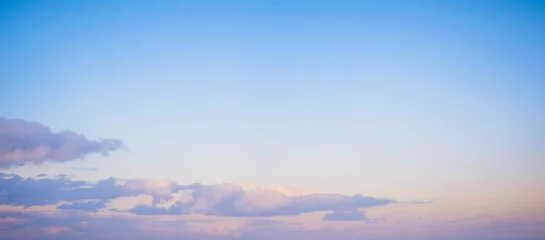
(126, 183, 395, 217)
(0, 118, 123, 168)
(0, 173, 89, 206)
(2, 209, 545, 240)
(0, 173, 395, 217)
(0, 179, 543, 240)
(57, 200, 108, 212)
(128, 204, 171, 215)
(323, 210, 367, 221)
(0, 173, 176, 207)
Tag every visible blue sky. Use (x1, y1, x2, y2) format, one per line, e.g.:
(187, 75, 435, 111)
(2, 0, 545, 195)
(1, 1, 545, 239)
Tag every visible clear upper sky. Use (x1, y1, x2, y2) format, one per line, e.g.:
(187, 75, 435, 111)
(1, 0, 544, 201)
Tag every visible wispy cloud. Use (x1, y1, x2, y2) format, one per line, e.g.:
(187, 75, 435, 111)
(0, 118, 123, 168)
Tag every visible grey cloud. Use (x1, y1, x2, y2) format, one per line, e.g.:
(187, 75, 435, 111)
(128, 205, 170, 215)
(0, 118, 123, 168)
(57, 200, 108, 212)
(0, 173, 171, 207)
(0, 173, 89, 206)
(323, 210, 368, 221)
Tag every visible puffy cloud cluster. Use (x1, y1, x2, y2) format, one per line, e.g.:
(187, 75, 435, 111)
(0, 118, 123, 168)
(139, 183, 394, 217)
(0, 173, 395, 219)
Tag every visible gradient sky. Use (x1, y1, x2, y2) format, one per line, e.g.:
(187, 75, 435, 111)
(1, 1, 545, 239)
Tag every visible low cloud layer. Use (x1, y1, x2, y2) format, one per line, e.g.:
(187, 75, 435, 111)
(2, 207, 544, 240)
(0, 173, 395, 219)
(0, 118, 123, 168)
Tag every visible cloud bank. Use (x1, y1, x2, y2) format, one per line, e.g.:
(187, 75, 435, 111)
(0, 118, 123, 168)
(2, 207, 544, 240)
(128, 183, 394, 217)
(0, 173, 394, 219)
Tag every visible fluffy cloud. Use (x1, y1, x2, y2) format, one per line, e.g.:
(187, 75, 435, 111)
(126, 183, 395, 218)
(159, 183, 394, 217)
(0, 118, 123, 168)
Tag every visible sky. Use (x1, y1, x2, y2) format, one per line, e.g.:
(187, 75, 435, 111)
(1, 1, 545, 239)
